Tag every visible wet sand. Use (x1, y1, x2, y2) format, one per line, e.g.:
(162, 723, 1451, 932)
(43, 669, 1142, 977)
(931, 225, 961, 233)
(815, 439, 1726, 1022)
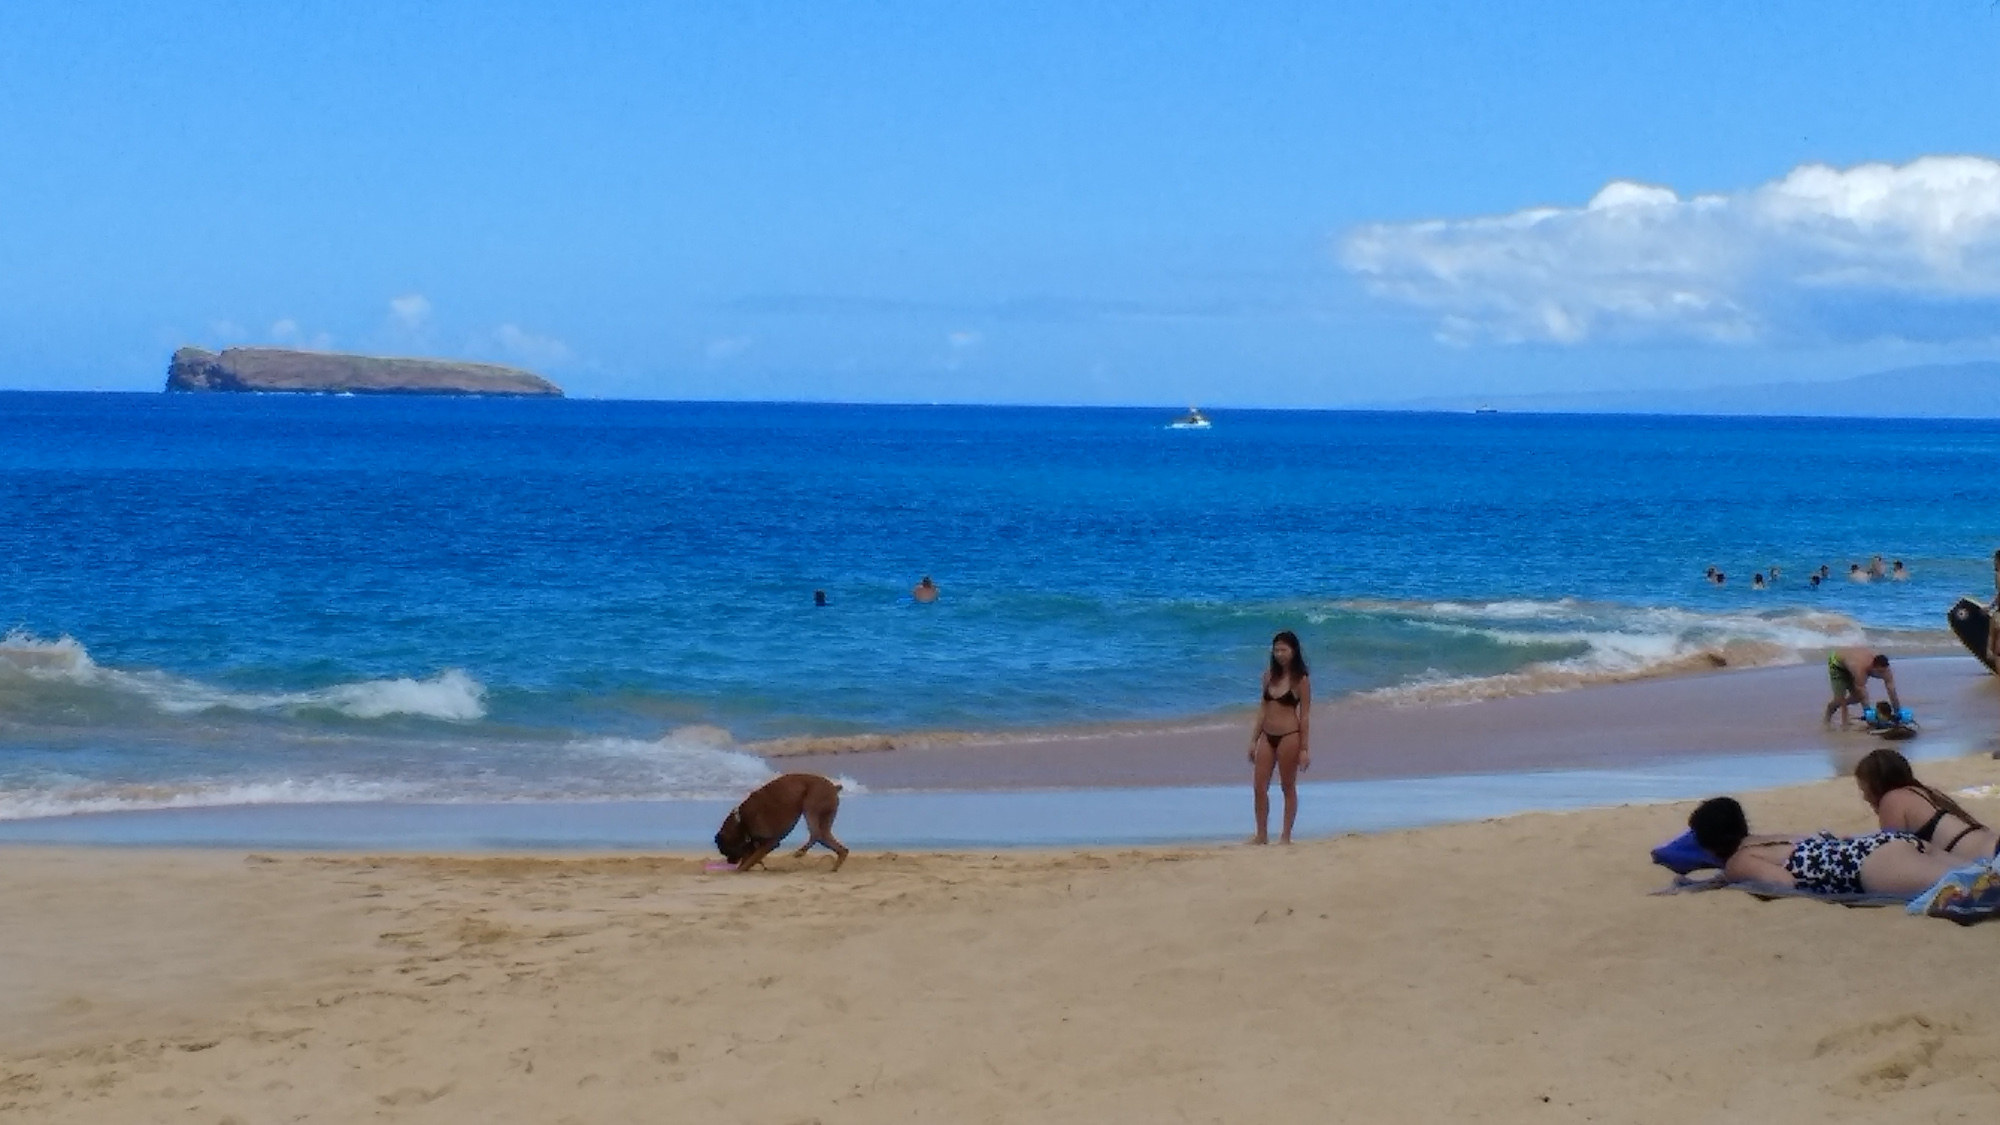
(7, 755, 2000, 1123)
(773, 655, 2000, 790)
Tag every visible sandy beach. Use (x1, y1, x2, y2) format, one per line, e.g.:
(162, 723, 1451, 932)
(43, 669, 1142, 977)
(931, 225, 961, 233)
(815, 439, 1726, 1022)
(7, 750, 2000, 1121)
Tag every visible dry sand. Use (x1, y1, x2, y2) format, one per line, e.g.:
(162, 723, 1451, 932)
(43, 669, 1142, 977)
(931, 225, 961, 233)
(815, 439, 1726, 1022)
(6, 757, 2000, 1123)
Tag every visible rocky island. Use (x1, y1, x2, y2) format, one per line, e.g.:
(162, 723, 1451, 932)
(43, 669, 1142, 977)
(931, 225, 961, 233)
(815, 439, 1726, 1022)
(165, 347, 563, 397)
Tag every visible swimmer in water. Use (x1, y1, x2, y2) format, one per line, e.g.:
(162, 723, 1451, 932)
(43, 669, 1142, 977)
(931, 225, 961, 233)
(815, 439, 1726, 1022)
(1849, 563, 1870, 583)
(1752, 573, 1766, 590)
(814, 589, 828, 607)
(1869, 554, 1887, 579)
(1891, 560, 1909, 581)
(912, 576, 939, 603)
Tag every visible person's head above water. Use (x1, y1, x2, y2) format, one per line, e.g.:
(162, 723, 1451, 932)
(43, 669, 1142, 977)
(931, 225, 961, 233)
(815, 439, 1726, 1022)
(1688, 796, 1750, 861)
(918, 576, 934, 588)
(1810, 574, 1822, 587)
(1267, 630, 1309, 682)
(814, 589, 827, 607)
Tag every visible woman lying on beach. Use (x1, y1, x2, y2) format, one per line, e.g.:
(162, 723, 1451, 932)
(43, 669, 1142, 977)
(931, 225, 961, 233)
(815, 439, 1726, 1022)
(1855, 748, 1997, 859)
(1247, 630, 1311, 846)
(1689, 796, 1964, 897)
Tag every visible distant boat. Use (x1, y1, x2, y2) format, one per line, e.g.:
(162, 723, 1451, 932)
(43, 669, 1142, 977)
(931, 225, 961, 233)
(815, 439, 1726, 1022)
(1473, 404, 1499, 414)
(1168, 407, 1212, 430)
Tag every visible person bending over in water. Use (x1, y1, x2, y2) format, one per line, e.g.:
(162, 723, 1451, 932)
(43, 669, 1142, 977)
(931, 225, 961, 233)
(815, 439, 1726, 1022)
(1689, 796, 1963, 897)
(1246, 630, 1311, 845)
(912, 576, 939, 603)
(1856, 749, 1997, 859)
(1823, 647, 1899, 728)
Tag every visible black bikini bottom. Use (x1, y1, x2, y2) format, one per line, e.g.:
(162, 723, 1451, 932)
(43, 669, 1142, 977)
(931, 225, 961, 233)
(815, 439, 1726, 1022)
(1261, 729, 1296, 750)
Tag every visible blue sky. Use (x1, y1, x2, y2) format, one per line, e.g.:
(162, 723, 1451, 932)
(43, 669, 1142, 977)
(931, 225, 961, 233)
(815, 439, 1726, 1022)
(2, 2, 1997, 404)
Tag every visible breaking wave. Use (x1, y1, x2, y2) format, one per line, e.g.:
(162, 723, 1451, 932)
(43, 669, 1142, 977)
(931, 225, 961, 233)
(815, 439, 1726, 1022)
(0, 776, 424, 821)
(0, 631, 487, 722)
(1320, 598, 1916, 705)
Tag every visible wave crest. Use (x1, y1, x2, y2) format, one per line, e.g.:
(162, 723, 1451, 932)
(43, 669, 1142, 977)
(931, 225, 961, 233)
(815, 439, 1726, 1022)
(0, 631, 487, 722)
(1324, 599, 1893, 705)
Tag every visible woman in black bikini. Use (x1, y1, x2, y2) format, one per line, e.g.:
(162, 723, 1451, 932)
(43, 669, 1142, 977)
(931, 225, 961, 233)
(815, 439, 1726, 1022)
(1855, 748, 1998, 859)
(1246, 630, 1311, 845)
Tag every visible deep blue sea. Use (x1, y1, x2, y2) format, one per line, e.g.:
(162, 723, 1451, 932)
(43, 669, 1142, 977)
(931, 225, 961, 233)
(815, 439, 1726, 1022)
(3, 392, 1996, 818)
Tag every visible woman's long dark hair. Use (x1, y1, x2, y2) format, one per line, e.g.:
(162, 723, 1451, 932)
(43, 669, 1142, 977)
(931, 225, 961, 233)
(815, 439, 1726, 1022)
(1266, 630, 1309, 685)
(1855, 748, 1982, 829)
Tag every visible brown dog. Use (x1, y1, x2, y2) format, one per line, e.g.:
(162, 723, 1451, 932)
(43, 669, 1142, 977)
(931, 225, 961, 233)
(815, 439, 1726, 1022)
(714, 773, 848, 872)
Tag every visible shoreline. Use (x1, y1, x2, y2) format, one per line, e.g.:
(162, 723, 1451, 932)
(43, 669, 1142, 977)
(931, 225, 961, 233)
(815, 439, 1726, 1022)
(1, 656, 1992, 850)
(769, 654, 2000, 792)
(6, 756, 2000, 1120)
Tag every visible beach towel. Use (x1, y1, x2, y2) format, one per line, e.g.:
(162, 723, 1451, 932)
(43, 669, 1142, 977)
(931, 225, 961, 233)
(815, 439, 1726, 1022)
(1906, 861, 2000, 925)
(1654, 874, 1909, 908)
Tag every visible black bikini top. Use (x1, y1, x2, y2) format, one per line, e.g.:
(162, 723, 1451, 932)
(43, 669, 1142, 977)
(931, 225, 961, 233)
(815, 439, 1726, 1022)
(1264, 684, 1300, 707)
(1915, 807, 1949, 843)
(1911, 796, 1985, 852)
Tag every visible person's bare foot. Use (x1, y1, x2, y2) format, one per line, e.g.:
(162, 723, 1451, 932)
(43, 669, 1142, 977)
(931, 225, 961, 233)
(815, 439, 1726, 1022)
(1247, 835, 1268, 846)
(1279, 835, 1292, 845)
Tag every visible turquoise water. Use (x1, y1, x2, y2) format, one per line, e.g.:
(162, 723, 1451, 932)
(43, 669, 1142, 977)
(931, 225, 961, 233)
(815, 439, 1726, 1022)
(2, 392, 1996, 816)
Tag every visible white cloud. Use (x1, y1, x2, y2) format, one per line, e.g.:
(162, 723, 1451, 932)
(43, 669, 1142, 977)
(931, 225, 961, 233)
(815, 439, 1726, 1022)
(941, 329, 985, 372)
(268, 318, 332, 350)
(492, 323, 571, 367)
(705, 335, 753, 360)
(388, 293, 432, 330)
(1343, 155, 2000, 345)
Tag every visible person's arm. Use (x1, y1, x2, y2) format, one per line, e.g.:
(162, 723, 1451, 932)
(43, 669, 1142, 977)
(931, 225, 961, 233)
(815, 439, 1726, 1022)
(1247, 677, 1265, 762)
(1873, 790, 1914, 833)
(1724, 846, 1796, 888)
(1296, 677, 1312, 771)
(1880, 666, 1901, 711)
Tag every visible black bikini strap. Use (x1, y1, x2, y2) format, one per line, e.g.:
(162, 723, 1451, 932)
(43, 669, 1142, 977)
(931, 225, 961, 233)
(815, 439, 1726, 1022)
(1944, 823, 1983, 853)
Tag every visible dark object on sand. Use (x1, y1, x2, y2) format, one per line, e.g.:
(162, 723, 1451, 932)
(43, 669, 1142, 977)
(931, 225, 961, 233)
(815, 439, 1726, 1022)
(166, 347, 563, 397)
(1948, 598, 1996, 674)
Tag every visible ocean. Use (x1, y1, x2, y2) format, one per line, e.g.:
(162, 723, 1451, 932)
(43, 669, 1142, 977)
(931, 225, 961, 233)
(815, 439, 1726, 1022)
(3, 391, 1996, 820)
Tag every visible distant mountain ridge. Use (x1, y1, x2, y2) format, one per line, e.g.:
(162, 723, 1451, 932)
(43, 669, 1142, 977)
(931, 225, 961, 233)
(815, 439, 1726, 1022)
(166, 347, 562, 397)
(1385, 362, 2000, 418)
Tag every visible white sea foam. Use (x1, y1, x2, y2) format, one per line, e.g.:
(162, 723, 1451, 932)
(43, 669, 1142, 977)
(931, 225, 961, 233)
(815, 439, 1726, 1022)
(0, 776, 423, 821)
(0, 631, 487, 721)
(567, 730, 777, 797)
(1327, 599, 1893, 705)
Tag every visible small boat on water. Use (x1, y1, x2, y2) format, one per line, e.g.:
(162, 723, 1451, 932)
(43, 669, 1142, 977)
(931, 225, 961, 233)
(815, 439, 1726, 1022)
(1473, 404, 1498, 415)
(1168, 407, 1212, 430)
